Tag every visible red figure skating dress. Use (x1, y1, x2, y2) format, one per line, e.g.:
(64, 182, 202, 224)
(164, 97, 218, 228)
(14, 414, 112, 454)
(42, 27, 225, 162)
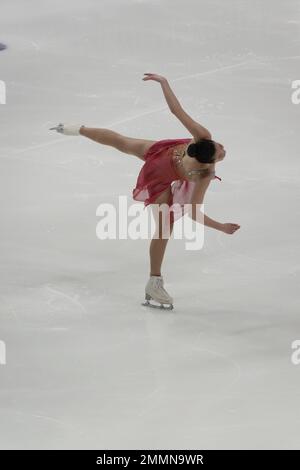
(132, 138, 221, 221)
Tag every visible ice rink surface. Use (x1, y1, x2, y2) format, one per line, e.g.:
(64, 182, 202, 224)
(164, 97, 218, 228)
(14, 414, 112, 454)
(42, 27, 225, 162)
(0, 0, 300, 450)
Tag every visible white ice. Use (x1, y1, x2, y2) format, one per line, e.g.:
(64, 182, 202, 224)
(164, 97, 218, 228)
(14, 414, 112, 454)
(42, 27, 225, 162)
(0, 0, 300, 450)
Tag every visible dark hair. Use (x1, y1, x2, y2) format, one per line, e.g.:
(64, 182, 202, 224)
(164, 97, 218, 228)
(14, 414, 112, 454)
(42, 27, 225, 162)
(187, 138, 216, 163)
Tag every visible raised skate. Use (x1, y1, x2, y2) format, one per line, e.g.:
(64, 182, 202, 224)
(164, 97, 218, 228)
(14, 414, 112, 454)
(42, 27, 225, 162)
(142, 275, 174, 310)
(49, 123, 83, 135)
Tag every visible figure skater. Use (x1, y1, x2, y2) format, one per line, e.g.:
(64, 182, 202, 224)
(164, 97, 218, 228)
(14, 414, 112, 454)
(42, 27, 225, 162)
(50, 73, 240, 310)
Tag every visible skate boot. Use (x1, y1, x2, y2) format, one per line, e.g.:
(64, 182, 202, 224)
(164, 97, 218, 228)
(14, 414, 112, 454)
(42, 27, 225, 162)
(49, 123, 84, 135)
(142, 275, 174, 310)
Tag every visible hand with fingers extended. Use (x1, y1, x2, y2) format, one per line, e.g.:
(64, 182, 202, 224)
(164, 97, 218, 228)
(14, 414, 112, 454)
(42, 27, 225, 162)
(142, 73, 167, 84)
(221, 223, 241, 234)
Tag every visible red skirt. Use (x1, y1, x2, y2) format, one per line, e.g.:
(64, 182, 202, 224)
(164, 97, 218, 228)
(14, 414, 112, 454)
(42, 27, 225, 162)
(132, 138, 221, 221)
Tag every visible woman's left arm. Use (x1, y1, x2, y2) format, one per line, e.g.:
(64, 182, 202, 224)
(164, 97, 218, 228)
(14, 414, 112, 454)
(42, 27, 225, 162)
(143, 73, 181, 110)
(143, 73, 211, 139)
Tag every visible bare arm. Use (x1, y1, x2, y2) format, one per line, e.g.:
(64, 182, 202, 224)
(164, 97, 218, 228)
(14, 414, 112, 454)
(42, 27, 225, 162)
(189, 177, 223, 231)
(188, 178, 241, 234)
(160, 80, 212, 139)
(142, 73, 211, 139)
(194, 211, 224, 231)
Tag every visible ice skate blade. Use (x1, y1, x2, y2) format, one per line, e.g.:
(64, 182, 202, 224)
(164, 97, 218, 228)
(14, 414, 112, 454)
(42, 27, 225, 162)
(49, 123, 63, 132)
(141, 295, 174, 310)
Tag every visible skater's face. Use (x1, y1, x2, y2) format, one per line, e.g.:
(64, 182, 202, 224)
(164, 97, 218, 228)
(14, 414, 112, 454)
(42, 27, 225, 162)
(213, 141, 226, 162)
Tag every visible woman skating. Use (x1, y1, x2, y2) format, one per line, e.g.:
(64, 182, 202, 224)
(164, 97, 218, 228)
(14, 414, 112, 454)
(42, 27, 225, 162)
(50, 73, 241, 310)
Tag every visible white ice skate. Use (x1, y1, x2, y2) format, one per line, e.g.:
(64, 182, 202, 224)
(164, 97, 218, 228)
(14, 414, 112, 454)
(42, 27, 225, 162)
(49, 123, 83, 135)
(142, 275, 174, 310)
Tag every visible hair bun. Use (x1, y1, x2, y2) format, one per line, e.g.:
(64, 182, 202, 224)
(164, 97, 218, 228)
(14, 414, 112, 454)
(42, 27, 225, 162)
(187, 138, 216, 163)
(188, 143, 197, 158)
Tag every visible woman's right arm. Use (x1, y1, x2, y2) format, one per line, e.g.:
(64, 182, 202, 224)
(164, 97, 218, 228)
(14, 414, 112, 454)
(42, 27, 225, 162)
(189, 178, 223, 231)
(189, 179, 240, 234)
(196, 212, 224, 231)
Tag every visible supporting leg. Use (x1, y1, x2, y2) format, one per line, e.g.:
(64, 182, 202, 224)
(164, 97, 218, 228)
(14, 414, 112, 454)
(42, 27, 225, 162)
(149, 188, 174, 277)
(149, 233, 173, 277)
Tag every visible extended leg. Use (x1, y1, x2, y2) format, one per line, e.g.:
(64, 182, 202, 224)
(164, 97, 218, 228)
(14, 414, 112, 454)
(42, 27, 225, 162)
(50, 123, 156, 160)
(80, 126, 124, 148)
(80, 126, 156, 160)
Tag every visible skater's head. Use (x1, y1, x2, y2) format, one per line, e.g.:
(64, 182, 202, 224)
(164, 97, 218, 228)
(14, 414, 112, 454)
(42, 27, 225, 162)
(187, 138, 226, 163)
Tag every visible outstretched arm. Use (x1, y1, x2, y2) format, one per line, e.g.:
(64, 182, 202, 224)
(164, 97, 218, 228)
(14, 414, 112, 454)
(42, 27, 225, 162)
(189, 178, 241, 234)
(192, 209, 223, 231)
(143, 73, 212, 140)
(193, 211, 240, 234)
(161, 80, 212, 139)
(189, 178, 223, 230)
